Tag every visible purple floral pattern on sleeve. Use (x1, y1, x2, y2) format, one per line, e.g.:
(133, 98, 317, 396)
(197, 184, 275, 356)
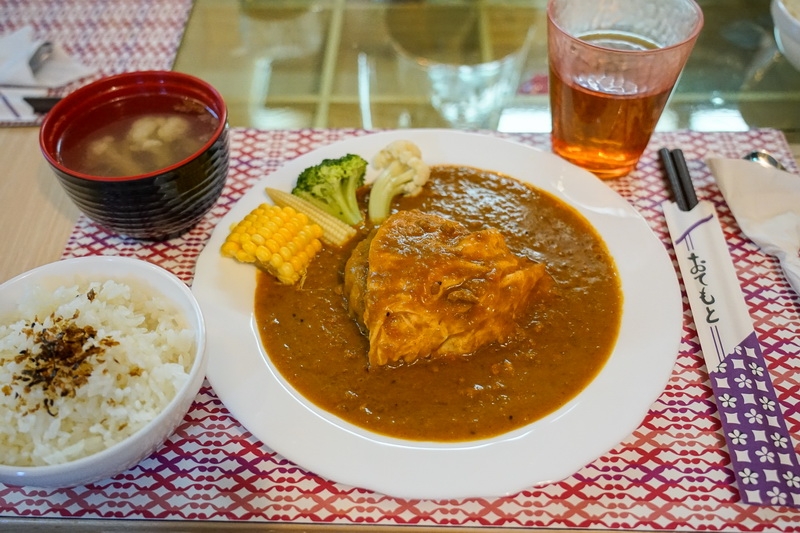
(711, 331, 800, 506)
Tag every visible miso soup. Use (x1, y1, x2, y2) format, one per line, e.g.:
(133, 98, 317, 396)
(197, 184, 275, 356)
(57, 94, 219, 178)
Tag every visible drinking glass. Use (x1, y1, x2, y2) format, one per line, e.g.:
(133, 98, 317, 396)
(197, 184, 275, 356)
(396, 48, 532, 129)
(361, 4, 533, 130)
(548, 0, 703, 178)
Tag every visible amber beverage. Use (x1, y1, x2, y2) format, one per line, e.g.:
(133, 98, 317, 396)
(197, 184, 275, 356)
(547, 0, 703, 179)
(549, 64, 672, 178)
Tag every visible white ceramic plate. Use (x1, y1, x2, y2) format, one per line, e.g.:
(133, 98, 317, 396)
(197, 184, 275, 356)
(193, 130, 682, 500)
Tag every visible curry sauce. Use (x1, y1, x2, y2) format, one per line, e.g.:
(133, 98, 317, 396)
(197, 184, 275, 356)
(254, 165, 622, 442)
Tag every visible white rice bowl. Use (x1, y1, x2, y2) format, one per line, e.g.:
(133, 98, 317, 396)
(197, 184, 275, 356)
(0, 256, 206, 487)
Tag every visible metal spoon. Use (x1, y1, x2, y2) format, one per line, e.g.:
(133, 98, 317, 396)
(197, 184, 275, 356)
(742, 150, 787, 171)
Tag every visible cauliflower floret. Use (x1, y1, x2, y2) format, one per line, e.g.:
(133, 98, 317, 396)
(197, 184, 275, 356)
(366, 140, 430, 224)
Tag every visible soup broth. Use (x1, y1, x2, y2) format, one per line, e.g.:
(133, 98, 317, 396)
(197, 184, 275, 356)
(58, 94, 219, 178)
(255, 165, 623, 442)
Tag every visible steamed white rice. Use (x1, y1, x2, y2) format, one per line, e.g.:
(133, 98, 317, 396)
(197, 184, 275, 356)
(0, 279, 195, 467)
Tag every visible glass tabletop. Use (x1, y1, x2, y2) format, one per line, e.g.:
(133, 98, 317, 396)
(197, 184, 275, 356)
(173, 0, 800, 143)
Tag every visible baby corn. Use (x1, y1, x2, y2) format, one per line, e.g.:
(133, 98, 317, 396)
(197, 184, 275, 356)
(266, 187, 357, 247)
(220, 203, 324, 285)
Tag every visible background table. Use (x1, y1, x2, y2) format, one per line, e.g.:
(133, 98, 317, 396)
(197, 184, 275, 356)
(174, 0, 800, 144)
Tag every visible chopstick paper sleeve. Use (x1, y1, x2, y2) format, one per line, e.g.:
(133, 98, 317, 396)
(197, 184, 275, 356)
(663, 200, 800, 507)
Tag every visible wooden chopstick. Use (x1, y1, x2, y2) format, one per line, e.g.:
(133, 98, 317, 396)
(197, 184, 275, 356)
(671, 149, 698, 209)
(659, 147, 698, 211)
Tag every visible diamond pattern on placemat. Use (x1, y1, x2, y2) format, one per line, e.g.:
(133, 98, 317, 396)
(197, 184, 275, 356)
(3, 128, 800, 531)
(0, 0, 193, 127)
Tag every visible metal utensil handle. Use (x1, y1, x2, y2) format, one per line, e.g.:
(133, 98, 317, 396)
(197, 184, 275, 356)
(28, 41, 54, 74)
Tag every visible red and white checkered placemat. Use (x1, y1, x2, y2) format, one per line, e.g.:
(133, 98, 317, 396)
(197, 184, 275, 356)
(0, 0, 193, 126)
(2, 128, 800, 531)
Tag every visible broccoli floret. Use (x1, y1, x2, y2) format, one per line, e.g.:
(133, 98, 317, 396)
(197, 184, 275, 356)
(366, 140, 430, 224)
(292, 153, 367, 226)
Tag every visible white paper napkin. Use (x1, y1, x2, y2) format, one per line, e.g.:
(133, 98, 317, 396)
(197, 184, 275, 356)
(707, 157, 800, 296)
(0, 26, 95, 88)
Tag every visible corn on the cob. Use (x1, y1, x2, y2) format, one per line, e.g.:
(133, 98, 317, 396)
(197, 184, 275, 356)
(265, 187, 357, 247)
(220, 203, 323, 285)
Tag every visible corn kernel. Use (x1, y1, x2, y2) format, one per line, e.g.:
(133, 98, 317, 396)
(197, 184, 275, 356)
(235, 250, 253, 263)
(220, 241, 239, 257)
(278, 227, 293, 242)
(289, 256, 304, 273)
(265, 239, 280, 254)
(278, 246, 293, 261)
(241, 241, 257, 255)
(220, 200, 324, 285)
(271, 232, 286, 247)
(278, 262, 294, 281)
(255, 247, 271, 264)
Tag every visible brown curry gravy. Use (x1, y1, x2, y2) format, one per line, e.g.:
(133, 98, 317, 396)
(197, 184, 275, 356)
(255, 165, 622, 442)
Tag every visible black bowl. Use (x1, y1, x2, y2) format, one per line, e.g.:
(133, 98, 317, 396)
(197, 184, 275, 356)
(39, 71, 229, 240)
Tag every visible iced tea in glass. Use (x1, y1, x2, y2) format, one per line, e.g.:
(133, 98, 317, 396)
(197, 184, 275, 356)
(547, 0, 703, 179)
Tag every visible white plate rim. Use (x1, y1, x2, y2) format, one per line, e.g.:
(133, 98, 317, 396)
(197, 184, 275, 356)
(192, 129, 682, 499)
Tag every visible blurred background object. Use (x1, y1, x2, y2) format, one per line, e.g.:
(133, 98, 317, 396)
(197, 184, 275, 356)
(173, 0, 800, 144)
(771, 0, 800, 71)
(359, 3, 534, 129)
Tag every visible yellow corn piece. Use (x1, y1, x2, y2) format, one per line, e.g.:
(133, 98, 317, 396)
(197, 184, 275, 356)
(265, 187, 357, 247)
(220, 203, 323, 285)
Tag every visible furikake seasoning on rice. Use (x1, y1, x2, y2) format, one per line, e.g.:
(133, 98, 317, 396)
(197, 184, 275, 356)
(0, 279, 195, 467)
